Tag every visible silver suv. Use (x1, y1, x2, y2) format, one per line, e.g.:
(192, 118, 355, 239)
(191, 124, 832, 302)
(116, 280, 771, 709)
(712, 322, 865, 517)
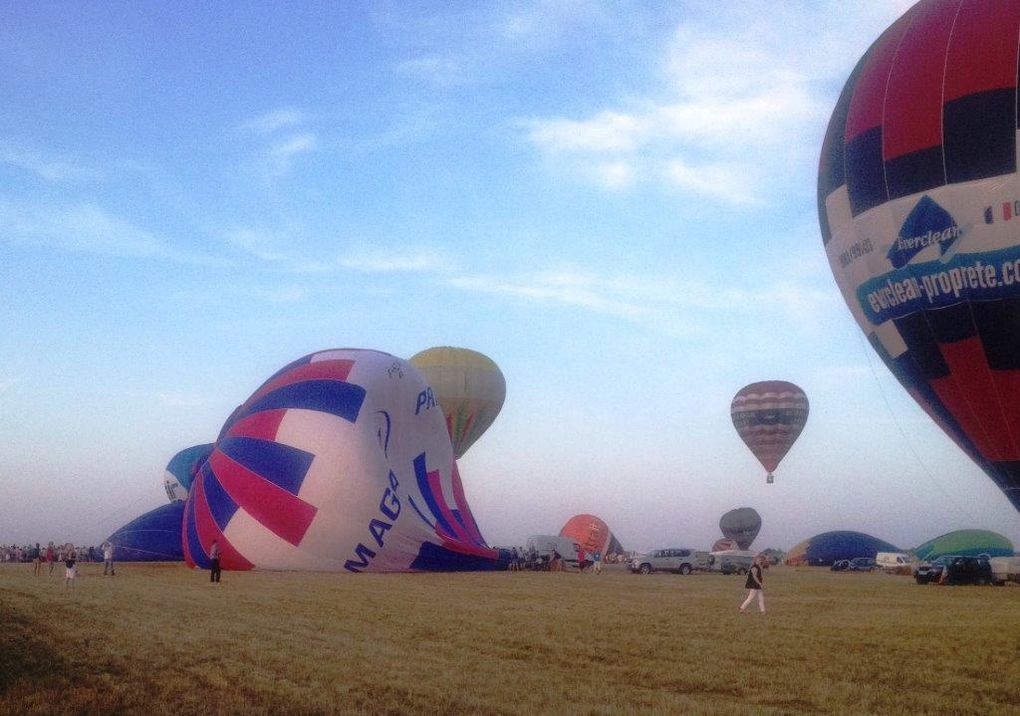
(630, 548, 700, 575)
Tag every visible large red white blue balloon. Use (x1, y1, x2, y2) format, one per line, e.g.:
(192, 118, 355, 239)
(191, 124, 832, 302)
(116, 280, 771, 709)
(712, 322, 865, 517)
(182, 349, 501, 572)
(819, 0, 1020, 512)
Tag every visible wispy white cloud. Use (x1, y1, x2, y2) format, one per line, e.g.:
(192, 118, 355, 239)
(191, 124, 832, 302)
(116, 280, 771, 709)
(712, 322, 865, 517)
(519, 2, 912, 205)
(447, 265, 838, 337)
(394, 55, 465, 87)
(0, 378, 17, 394)
(338, 248, 452, 273)
(0, 140, 98, 182)
(0, 201, 225, 265)
(236, 108, 309, 136)
(156, 392, 205, 408)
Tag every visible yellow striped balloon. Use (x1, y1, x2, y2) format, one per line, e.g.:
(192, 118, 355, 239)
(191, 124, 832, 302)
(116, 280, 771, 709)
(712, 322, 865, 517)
(409, 347, 506, 458)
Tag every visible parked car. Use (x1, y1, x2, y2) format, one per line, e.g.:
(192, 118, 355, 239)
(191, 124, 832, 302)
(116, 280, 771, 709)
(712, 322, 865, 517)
(847, 557, 876, 572)
(942, 556, 994, 585)
(630, 548, 700, 574)
(830, 559, 850, 571)
(914, 555, 955, 584)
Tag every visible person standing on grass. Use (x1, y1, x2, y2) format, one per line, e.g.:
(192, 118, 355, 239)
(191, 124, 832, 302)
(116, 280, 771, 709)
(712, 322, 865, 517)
(209, 539, 222, 583)
(64, 547, 77, 590)
(46, 542, 55, 575)
(593, 549, 602, 574)
(739, 555, 766, 614)
(102, 541, 115, 576)
(33, 543, 42, 576)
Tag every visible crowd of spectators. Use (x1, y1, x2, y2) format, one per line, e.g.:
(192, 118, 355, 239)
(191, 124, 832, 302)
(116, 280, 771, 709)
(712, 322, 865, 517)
(1, 542, 101, 564)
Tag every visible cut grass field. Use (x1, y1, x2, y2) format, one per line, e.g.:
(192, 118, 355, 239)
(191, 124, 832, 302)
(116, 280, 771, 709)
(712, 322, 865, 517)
(1, 562, 1018, 715)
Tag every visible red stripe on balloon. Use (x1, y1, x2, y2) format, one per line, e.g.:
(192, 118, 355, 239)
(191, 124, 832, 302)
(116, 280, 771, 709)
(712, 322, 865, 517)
(209, 449, 317, 547)
(245, 359, 355, 407)
(944, 0, 1020, 102)
(881, 0, 959, 161)
(226, 409, 286, 441)
(450, 462, 487, 546)
(426, 468, 465, 542)
(192, 470, 254, 571)
(930, 337, 1020, 462)
(844, 8, 914, 141)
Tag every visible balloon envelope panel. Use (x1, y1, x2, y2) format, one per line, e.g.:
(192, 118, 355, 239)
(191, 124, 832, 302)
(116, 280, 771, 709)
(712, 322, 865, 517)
(164, 443, 214, 502)
(719, 507, 762, 550)
(913, 529, 1014, 559)
(559, 514, 625, 555)
(785, 530, 900, 566)
(409, 346, 506, 458)
(107, 502, 185, 562)
(731, 381, 808, 475)
(181, 349, 502, 573)
(818, 0, 1020, 513)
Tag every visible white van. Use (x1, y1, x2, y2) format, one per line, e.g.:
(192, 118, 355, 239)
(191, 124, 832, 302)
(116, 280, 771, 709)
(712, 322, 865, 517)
(989, 556, 1020, 585)
(876, 552, 915, 572)
(526, 535, 581, 569)
(709, 549, 756, 575)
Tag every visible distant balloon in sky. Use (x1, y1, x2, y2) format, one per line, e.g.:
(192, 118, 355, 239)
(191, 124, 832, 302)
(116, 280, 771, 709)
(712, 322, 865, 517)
(719, 507, 762, 550)
(819, 0, 1020, 513)
(409, 347, 506, 459)
(164, 443, 214, 502)
(107, 502, 185, 562)
(730, 381, 809, 483)
(559, 514, 625, 555)
(182, 349, 502, 573)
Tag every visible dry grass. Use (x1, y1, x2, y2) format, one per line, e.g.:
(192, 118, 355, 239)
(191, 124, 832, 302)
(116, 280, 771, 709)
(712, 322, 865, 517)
(1, 562, 1018, 715)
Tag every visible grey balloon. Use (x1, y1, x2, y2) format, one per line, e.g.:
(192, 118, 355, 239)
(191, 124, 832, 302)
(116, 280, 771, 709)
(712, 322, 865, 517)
(719, 507, 761, 550)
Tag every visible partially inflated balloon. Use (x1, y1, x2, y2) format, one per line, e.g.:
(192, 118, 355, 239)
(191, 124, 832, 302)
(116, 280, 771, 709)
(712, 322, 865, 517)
(731, 382, 808, 483)
(164, 444, 214, 502)
(107, 503, 185, 561)
(409, 347, 506, 458)
(559, 514, 625, 555)
(819, 0, 1020, 512)
(182, 349, 501, 572)
(719, 507, 762, 550)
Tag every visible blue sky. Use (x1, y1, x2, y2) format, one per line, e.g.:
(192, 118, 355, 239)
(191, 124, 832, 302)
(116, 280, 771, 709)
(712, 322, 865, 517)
(3, 0, 1018, 553)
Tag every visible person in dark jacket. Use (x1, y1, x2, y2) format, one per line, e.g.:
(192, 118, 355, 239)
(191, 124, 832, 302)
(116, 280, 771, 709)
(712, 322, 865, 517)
(738, 555, 766, 613)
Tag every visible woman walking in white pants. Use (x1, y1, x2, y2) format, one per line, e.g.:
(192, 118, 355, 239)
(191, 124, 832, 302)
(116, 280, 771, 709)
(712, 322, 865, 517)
(739, 555, 766, 613)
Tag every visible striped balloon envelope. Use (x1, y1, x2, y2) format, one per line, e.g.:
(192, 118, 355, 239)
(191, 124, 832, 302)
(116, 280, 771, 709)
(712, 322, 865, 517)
(819, 0, 1020, 513)
(730, 381, 809, 483)
(182, 349, 501, 572)
(409, 347, 506, 459)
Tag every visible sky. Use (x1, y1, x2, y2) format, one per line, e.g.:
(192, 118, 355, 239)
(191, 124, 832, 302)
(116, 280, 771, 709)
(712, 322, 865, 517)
(2, 0, 1019, 555)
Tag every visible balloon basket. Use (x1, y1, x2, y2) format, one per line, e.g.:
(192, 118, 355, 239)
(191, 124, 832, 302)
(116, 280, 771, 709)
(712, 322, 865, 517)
(766, 473, 774, 484)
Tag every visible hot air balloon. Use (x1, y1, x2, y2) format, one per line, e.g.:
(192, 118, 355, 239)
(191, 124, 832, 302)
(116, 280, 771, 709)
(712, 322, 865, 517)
(731, 382, 809, 483)
(408, 347, 506, 458)
(106, 502, 185, 561)
(914, 529, 1014, 560)
(559, 514, 625, 556)
(785, 531, 901, 567)
(819, 0, 1020, 513)
(164, 443, 214, 502)
(712, 538, 740, 552)
(719, 507, 762, 550)
(181, 348, 502, 573)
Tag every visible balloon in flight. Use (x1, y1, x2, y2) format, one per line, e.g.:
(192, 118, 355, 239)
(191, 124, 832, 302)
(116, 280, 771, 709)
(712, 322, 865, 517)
(819, 0, 1020, 512)
(182, 348, 502, 572)
(409, 347, 506, 459)
(719, 507, 762, 550)
(731, 381, 808, 483)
